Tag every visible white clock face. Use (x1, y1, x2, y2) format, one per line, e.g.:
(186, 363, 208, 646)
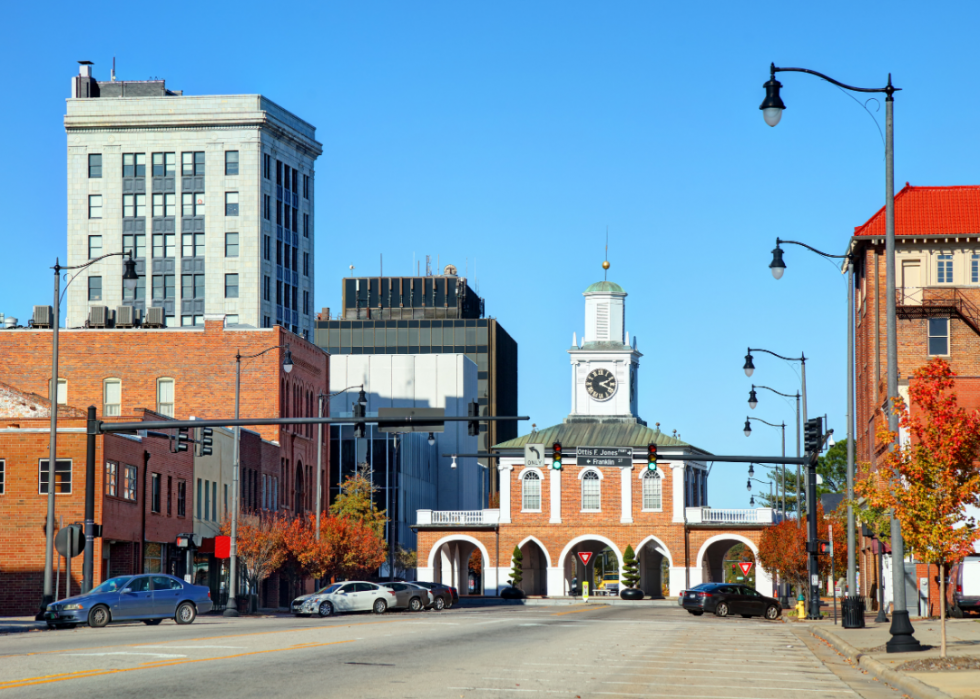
(585, 368, 617, 401)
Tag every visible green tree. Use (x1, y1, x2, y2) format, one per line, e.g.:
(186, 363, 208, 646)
(329, 464, 388, 536)
(509, 546, 523, 588)
(621, 545, 640, 589)
(756, 439, 849, 511)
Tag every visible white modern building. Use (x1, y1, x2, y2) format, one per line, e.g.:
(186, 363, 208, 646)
(329, 354, 480, 551)
(65, 62, 321, 337)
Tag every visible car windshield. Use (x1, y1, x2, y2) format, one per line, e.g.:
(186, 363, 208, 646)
(603, 574, 618, 580)
(316, 584, 342, 595)
(90, 576, 132, 594)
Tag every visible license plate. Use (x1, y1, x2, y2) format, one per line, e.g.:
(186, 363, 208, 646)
(687, 593, 695, 598)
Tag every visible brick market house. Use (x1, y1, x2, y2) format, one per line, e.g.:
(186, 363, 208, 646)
(416, 279, 781, 598)
(0, 316, 328, 612)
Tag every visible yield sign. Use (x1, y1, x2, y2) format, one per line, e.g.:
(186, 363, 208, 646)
(738, 561, 754, 576)
(577, 552, 593, 566)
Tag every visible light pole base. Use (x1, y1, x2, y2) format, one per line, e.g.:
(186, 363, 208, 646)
(222, 607, 240, 618)
(886, 610, 922, 653)
(842, 596, 865, 629)
(875, 608, 889, 624)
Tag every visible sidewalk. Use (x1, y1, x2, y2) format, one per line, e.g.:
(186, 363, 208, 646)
(810, 616, 980, 699)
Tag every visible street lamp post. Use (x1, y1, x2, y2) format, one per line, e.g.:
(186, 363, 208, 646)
(37, 252, 138, 616)
(743, 417, 786, 515)
(747, 476, 774, 507)
(224, 343, 293, 617)
(768, 237, 863, 627)
(748, 384, 800, 519)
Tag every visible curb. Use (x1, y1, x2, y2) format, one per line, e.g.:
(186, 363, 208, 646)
(810, 627, 954, 699)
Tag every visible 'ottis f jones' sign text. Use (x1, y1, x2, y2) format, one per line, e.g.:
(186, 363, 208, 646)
(577, 447, 632, 467)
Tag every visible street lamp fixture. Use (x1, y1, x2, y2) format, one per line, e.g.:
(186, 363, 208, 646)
(748, 387, 758, 410)
(746, 479, 752, 492)
(769, 243, 786, 280)
(282, 346, 294, 373)
(427, 432, 435, 446)
(743, 418, 752, 437)
(450, 455, 457, 469)
(748, 463, 755, 477)
(122, 252, 139, 291)
(743, 353, 755, 377)
(759, 65, 786, 127)
(750, 494, 756, 507)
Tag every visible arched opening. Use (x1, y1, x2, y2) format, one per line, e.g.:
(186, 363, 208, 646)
(518, 538, 549, 596)
(636, 537, 672, 599)
(558, 537, 622, 597)
(698, 537, 760, 589)
(428, 536, 488, 597)
(294, 461, 304, 513)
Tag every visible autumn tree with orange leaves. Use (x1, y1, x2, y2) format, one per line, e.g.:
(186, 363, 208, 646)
(284, 512, 387, 583)
(220, 513, 288, 610)
(758, 505, 847, 593)
(857, 358, 980, 657)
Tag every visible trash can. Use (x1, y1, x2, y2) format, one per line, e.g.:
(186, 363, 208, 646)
(842, 595, 866, 628)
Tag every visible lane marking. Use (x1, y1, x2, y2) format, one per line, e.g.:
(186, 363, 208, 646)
(64, 652, 186, 659)
(552, 605, 609, 616)
(134, 645, 245, 650)
(601, 680, 854, 693)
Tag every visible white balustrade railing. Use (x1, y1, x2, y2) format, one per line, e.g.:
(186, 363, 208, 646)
(416, 509, 500, 526)
(686, 507, 776, 525)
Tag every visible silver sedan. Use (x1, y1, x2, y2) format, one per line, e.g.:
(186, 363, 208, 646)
(292, 582, 393, 617)
(380, 582, 432, 612)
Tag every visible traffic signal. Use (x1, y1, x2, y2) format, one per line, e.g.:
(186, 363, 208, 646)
(551, 442, 563, 470)
(171, 426, 190, 453)
(353, 389, 366, 439)
(804, 416, 823, 454)
(467, 400, 480, 437)
(197, 427, 213, 457)
(647, 443, 658, 472)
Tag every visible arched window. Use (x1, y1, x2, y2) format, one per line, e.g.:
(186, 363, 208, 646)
(642, 470, 662, 510)
(103, 378, 121, 416)
(522, 471, 541, 511)
(156, 378, 175, 417)
(581, 470, 601, 511)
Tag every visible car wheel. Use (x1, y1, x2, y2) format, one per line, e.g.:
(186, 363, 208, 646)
(318, 601, 333, 617)
(409, 597, 423, 612)
(765, 605, 780, 621)
(143, 619, 163, 626)
(175, 602, 197, 625)
(88, 605, 110, 628)
(433, 597, 445, 611)
(714, 602, 729, 618)
(373, 598, 387, 614)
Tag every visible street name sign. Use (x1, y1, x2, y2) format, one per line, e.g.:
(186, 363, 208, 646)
(577, 446, 632, 467)
(377, 407, 445, 433)
(577, 552, 593, 566)
(524, 444, 545, 469)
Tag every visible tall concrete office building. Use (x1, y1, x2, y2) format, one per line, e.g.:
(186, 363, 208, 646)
(65, 62, 322, 337)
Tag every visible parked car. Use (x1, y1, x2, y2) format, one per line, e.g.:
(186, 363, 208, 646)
(597, 573, 620, 595)
(411, 582, 456, 610)
(292, 581, 392, 617)
(44, 574, 212, 629)
(681, 582, 781, 620)
(947, 555, 980, 617)
(677, 582, 713, 607)
(380, 582, 433, 612)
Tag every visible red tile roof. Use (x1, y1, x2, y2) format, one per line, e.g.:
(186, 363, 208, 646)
(854, 184, 980, 237)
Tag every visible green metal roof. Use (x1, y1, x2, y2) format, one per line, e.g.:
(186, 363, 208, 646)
(584, 281, 625, 294)
(494, 419, 697, 451)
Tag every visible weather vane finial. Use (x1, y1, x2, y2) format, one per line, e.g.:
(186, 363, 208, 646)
(603, 227, 610, 280)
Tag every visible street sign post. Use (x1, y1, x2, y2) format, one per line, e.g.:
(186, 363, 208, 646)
(578, 447, 632, 467)
(524, 444, 545, 470)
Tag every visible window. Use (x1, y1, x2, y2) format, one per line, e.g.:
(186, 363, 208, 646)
(88, 195, 102, 219)
(276, 160, 282, 184)
(225, 151, 239, 176)
(303, 252, 309, 276)
(276, 281, 282, 305)
(276, 241, 282, 266)
(87, 275, 102, 301)
(292, 246, 298, 271)
(152, 274, 175, 299)
(225, 192, 239, 216)
(87, 235, 102, 259)
(167, 475, 172, 516)
(284, 166, 290, 191)
(103, 378, 121, 416)
(182, 152, 205, 176)
(123, 465, 137, 500)
(263, 235, 271, 261)
(263, 153, 271, 179)
(938, 254, 953, 284)
(212, 481, 217, 521)
(522, 471, 541, 511)
(177, 479, 186, 517)
(292, 285, 298, 311)
(204, 479, 211, 521)
(303, 213, 309, 237)
(123, 153, 146, 177)
(49, 378, 67, 405)
(181, 274, 205, 300)
(276, 201, 283, 225)
(196, 478, 202, 519)
(157, 378, 175, 417)
(642, 470, 662, 510)
(181, 232, 204, 258)
(105, 462, 117, 496)
(225, 232, 239, 257)
(182, 192, 205, 216)
(225, 274, 239, 298)
(151, 473, 161, 513)
(282, 244, 290, 270)
(152, 152, 176, 176)
(973, 254, 979, 284)
(292, 207, 298, 232)
(152, 234, 175, 258)
(292, 168, 298, 193)
(303, 174, 310, 199)
(123, 234, 145, 258)
(123, 193, 146, 218)
(152, 193, 176, 217)
(264, 275, 271, 301)
(88, 154, 102, 178)
(263, 194, 271, 220)
(39, 459, 72, 494)
(181, 315, 203, 326)
(929, 317, 949, 356)
(224, 483, 229, 514)
(303, 290, 309, 315)
(226, 314, 239, 324)
(581, 470, 601, 511)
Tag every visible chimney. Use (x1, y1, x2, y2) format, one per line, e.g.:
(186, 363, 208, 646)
(72, 61, 98, 99)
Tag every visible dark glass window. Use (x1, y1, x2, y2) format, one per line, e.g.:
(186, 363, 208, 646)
(88, 154, 102, 178)
(928, 318, 949, 355)
(225, 151, 239, 176)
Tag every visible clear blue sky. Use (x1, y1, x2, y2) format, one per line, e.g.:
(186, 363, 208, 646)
(4, 1, 980, 508)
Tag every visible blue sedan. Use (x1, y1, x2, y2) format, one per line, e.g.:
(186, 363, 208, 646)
(44, 574, 213, 629)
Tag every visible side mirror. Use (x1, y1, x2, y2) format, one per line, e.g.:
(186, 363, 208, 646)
(122, 588, 132, 594)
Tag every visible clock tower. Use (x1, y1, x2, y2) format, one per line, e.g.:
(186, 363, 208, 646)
(568, 280, 642, 419)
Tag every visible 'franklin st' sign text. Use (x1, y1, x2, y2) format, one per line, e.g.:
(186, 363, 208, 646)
(577, 446, 632, 467)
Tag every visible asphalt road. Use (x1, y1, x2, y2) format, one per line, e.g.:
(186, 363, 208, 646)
(0, 604, 905, 698)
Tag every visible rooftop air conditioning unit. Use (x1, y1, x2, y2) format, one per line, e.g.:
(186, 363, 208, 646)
(116, 305, 139, 328)
(144, 306, 165, 328)
(32, 305, 53, 329)
(88, 306, 109, 328)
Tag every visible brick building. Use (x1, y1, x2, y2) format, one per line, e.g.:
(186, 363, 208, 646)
(416, 277, 780, 598)
(850, 184, 980, 614)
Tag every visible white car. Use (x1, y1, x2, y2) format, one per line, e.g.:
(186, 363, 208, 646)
(292, 581, 393, 617)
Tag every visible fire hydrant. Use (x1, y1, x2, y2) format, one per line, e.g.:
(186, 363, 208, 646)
(796, 593, 806, 619)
